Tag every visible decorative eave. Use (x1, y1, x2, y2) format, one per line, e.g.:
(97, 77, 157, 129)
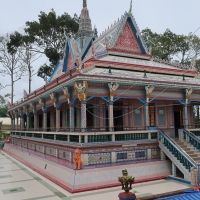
(84, 59, 196, 77)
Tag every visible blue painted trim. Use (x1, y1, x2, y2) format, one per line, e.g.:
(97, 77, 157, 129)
(127, 17, 146, 54)
(43, 107, 48, 113)
(81, 39, 93, 60)
(183, 129, 200, 147)
(137, 98, 145, 104)
(71, 98, 77, 105)
(100, 97, 110, 103)
(86, 96, 94, 103)
(178, 100, 185, 105)
(48, 62, 61, 82)
(63, 42, 70, 72)
(113, 97, 121, 103)
(167, 175, 191, 185)
(159, 130, 196, 168)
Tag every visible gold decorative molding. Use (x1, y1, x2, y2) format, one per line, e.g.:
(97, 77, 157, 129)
(145, 85, 154, 103)
(63, 87, 70, 104)
(108, 83, 119, 102)
(74, 81, 88, 102)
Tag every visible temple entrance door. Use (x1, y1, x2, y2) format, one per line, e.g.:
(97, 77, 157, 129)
(114, 110, 123, 131)
(173, 105, 183, 137)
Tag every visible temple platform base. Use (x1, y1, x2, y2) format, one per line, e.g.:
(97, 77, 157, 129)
(3, 144, 171, 193)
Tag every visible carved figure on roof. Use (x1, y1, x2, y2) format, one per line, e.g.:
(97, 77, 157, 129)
(74, 81, 88, 102)
(38, 97, 44, 111)
(50, 93, 56, 108)
(30, 103, 34, 113)
(108, 83, 119, 102)
(186, 87, 193, 104)
(7, 101, 11, 109)
(145, 85, 154, 103)
(63, 87, 70, 104)
(23, 106, 27, 114)
(18, 108, 22, 116)
(73, 148, 83, 170)
(129, 0, 132, 14)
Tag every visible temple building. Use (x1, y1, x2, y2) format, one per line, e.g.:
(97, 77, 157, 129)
(5, 0, 200, 192)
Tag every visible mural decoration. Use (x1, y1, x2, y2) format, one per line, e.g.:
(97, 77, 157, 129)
(113, 21, 142, 54)
(73, 148, 83, 170)
(108, 83, 119, 102)
(74, 81, 88, 102)
(145, 85, 154, 103)
(186, 87, 193, 104)
(62, 87, 70, 104)
(38, 97, 44, 111)
(50, 93, 56, 108)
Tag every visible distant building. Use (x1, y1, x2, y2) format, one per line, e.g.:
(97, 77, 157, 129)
(0, 118, 11, 133)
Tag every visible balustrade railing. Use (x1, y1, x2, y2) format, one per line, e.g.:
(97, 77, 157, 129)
(158, 130, 196, 171)
(182, 129, 200, 150)
(10, 130, 158, 144)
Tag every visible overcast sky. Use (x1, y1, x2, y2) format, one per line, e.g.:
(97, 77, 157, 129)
(0, 0, 200, 102)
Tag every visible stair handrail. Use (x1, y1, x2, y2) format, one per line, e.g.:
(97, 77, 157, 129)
(182, 129, 200, 144)
(158, 130, 196, 168)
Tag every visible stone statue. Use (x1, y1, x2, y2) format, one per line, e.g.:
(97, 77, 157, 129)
(50, 92, 56, 108)
(186, 87, 193, 104)
(108, 83, 119, 102)
(145, 85, 154, 103)
(38, 97, 44, 111)
(73, 148, 83, 170)
(62, 87, 70, 104)
(74, 81, 88, 102)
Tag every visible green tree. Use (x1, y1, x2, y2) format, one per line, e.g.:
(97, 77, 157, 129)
(0, 95, 8, 117)
(24, 9, 79, 78)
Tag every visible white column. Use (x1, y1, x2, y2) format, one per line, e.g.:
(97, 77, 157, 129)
(172, 163, 176, 177)
(70, 105, 74, 132)
(16, 117, 19, 130)
(183, 104, 188, 129)
(27, 114, 30, 131)
(145, 104, 149, 130)
(56, 110, 60, 132)
(34, 114, 37, 131)
(43, 112, 47, 132)
(21, 115, 24, 131)
(62, 110, 66, 129)
(108, 102, 114, 132)
(13, 118, 15, 131)
(81, 103, 87, 132)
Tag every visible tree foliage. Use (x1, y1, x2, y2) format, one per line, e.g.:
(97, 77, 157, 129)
(142, 28, 200, 71)
(24, 9, 79, 78)
(0, 95, 8, 117)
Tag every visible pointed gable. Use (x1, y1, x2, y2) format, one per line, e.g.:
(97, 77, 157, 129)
(113, 21, 142, 54)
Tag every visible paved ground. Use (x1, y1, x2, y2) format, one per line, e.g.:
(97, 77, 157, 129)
(0, 150, 191, 200)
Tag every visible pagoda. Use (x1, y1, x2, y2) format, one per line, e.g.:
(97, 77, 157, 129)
(5, 0, 200, 193)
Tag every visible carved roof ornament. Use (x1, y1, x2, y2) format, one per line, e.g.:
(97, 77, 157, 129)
(38, 97, 44, 111)
(23, 106, 27, 114)
(186, 88, 193, 104)
(63, 87, 70, 104)
(145, 85, 154, 103)
(74, 81, 88, 102)
(50, 93, 56, 108)
(108, 83, 119, 102)
(129, 0, 132, 14)
(30, 103, 34, 113)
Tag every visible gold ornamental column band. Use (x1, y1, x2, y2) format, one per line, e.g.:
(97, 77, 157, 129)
(74, 81, 88, 102)
(74, 81, 88, 132)
(108, 83, 119, 132)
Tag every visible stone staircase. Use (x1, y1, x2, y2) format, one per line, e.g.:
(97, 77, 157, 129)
(173, 139, 200, 163)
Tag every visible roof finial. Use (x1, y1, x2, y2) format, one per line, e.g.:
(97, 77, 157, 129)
(129, 0, 132, 14)
(83, 0, 87, 8)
